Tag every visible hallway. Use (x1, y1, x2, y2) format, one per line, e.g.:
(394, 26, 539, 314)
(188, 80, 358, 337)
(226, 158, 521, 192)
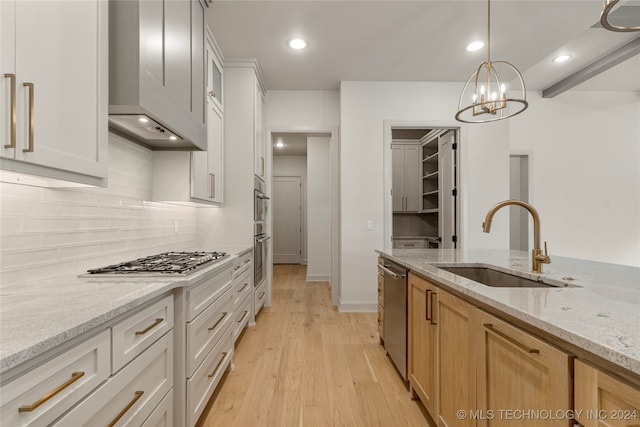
(198, 264, 430, 427)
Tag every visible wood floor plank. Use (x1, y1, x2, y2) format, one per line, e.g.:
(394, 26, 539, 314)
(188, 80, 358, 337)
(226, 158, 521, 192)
(198, 264, 430, 427)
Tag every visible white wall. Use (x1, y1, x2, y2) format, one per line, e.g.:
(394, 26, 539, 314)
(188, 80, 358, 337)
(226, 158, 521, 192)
(307, 137, 331, 281)
(273, 155, 308, 262)
(340, 81, 510, 310)
(0, 134, 199, 285)
(509, 91, 640, 266)
(267, 90, 340, 128)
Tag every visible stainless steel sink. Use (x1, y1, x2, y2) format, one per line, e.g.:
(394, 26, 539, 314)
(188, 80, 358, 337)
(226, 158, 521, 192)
(439, 266, 573, 288)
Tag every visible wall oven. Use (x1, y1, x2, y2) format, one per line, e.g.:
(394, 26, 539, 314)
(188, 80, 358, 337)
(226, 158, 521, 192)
(254, 177, 270, 288)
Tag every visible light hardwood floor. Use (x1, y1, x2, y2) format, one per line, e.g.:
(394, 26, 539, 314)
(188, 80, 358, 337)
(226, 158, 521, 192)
(197, 264, 431, 427)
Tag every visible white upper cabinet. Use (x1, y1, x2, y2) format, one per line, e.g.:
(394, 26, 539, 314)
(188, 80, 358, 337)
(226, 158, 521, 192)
(254, 80, 266, 179)
(1, 0, 107, 186)
(152, 28, 224, 207)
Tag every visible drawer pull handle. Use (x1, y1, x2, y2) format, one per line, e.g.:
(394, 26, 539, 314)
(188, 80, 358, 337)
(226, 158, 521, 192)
(18, 371, 85, 412)
(4, 73, 16, 148)
(135, 318, 163, 335)
(208, 312, 228, 331)
(244, 259, 251, 264)
(484, 323, 539, 354)
(234, 265, 242, 271)
(107, 390, 144, 427)
(237, 310, 249, 323)
(208, 352, 228, 378)
(22, 82, 34, 152)
(238, 283, 249, 293)
(259, 291, 266, 300)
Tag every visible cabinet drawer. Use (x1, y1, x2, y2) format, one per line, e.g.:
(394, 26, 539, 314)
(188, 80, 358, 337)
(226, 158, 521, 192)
(236, 251, 252, 274)
(186, 264, 233, 321)
(232, 268, 252, 307)
(53, 331, 173, 427)
(0, 330, 110, 427)
(186, 289, 233, 377)
(255, 281, 267, 315)
(393, 239, 426, 249)
(233, 293, 252, 341)
(187, 324, 233, 427)
(141, 389, 173, 427)
(112, 294, 174, 373)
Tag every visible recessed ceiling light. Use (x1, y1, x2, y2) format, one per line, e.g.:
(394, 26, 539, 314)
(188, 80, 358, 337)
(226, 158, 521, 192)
(288, 38, 307, 50)
(138, 117, 149, 123)
(169, 135, 177, 141)
(553, 54, 571, 63)
(275, 141, 285, 148)
(466, 41, 485, 52)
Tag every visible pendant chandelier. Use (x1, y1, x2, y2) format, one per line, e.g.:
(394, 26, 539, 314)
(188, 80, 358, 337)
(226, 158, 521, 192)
(601, 0, 640, 32)
(455, 0, 528, 123)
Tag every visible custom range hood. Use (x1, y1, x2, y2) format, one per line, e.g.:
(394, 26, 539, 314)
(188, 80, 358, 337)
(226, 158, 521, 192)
(108, 0, 207, 150)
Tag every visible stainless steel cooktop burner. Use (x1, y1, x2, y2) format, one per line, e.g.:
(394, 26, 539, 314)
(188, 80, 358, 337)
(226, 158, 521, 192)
(85, 251, 228, 276)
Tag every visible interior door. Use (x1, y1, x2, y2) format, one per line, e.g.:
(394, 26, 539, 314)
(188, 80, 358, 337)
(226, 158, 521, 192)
(273, 176, 302, 264)
(440, 131, 456, 248)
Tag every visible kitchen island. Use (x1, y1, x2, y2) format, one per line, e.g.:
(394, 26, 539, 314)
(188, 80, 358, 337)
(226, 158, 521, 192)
(376, 248, 640, 379)
(377, 248, 640, 426)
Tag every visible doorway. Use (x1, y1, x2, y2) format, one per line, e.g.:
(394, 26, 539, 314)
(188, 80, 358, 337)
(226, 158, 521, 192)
(273, 176, 303, 264)
(509, 154, 530, 251)
(386, 125, 459, 250)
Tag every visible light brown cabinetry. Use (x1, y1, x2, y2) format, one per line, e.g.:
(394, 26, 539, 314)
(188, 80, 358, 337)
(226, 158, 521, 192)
(436, 283, 477, 427)
(476, 310, 572, 427)
(406, 271, 573, 427)
(574, 359, 640, 427)
(408, 273, 438, 417)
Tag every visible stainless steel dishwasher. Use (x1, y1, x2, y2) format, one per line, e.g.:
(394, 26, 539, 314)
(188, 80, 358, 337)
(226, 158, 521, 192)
(378, 259, 408, 380)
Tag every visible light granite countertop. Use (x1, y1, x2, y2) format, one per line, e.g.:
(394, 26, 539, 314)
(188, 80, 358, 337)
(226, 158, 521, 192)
(0, 245, 252, 374)
(376, 249, 640, 378)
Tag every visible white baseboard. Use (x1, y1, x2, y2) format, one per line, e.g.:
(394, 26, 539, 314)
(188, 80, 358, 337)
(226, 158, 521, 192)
(306, 274, 331, 282)
(338, 297, 377, 312)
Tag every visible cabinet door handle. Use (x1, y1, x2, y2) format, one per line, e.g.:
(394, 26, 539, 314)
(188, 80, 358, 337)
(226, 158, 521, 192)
(18, 371, 85, 412)
(237, 310, 249, 323)
(484, 323, 539, 354)
(208, 352, 227, 378)
(430, 291, 438, 325)
(209, 173, 215, 198)
(425, 289, 431, 321)
(107, 390, 144, 427)
(22, 82, 34, 152)
(260, 157, 265, 176)
(238, 283, 249, 293)
(208, 90, 216, 98)
(135, 318, 163, 335)
(208, 312, 228, 331)
(4, 73, 16, 148)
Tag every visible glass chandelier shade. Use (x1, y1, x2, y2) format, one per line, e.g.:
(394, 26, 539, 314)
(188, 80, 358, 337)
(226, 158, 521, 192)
(455, 0, 528, 123)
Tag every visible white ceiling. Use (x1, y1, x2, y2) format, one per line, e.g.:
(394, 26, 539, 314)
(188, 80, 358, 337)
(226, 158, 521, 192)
(207, 1, 640, 93)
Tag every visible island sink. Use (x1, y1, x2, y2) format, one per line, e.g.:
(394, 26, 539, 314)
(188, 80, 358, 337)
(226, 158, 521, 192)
(439, 266, 576, 288)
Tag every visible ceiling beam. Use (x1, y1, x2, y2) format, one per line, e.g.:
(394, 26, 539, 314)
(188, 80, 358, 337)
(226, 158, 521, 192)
(542, 35, 640, 98)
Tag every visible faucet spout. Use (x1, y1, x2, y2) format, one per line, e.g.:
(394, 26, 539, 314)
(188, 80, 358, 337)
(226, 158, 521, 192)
(482, 199, 551, 273)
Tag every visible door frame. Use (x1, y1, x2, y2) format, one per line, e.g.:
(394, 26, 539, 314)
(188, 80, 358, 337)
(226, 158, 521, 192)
(383, 120, 464, 250)
(267, 126, 340, 307)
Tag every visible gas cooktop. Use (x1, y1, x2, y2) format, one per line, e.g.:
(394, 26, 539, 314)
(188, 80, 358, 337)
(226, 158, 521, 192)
(85, 251, 228, 276)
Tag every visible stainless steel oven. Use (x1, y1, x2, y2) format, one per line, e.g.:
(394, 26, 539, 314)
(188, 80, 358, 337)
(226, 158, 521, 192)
(254, 177, 269, 222)
(254, 177, 270, 288)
